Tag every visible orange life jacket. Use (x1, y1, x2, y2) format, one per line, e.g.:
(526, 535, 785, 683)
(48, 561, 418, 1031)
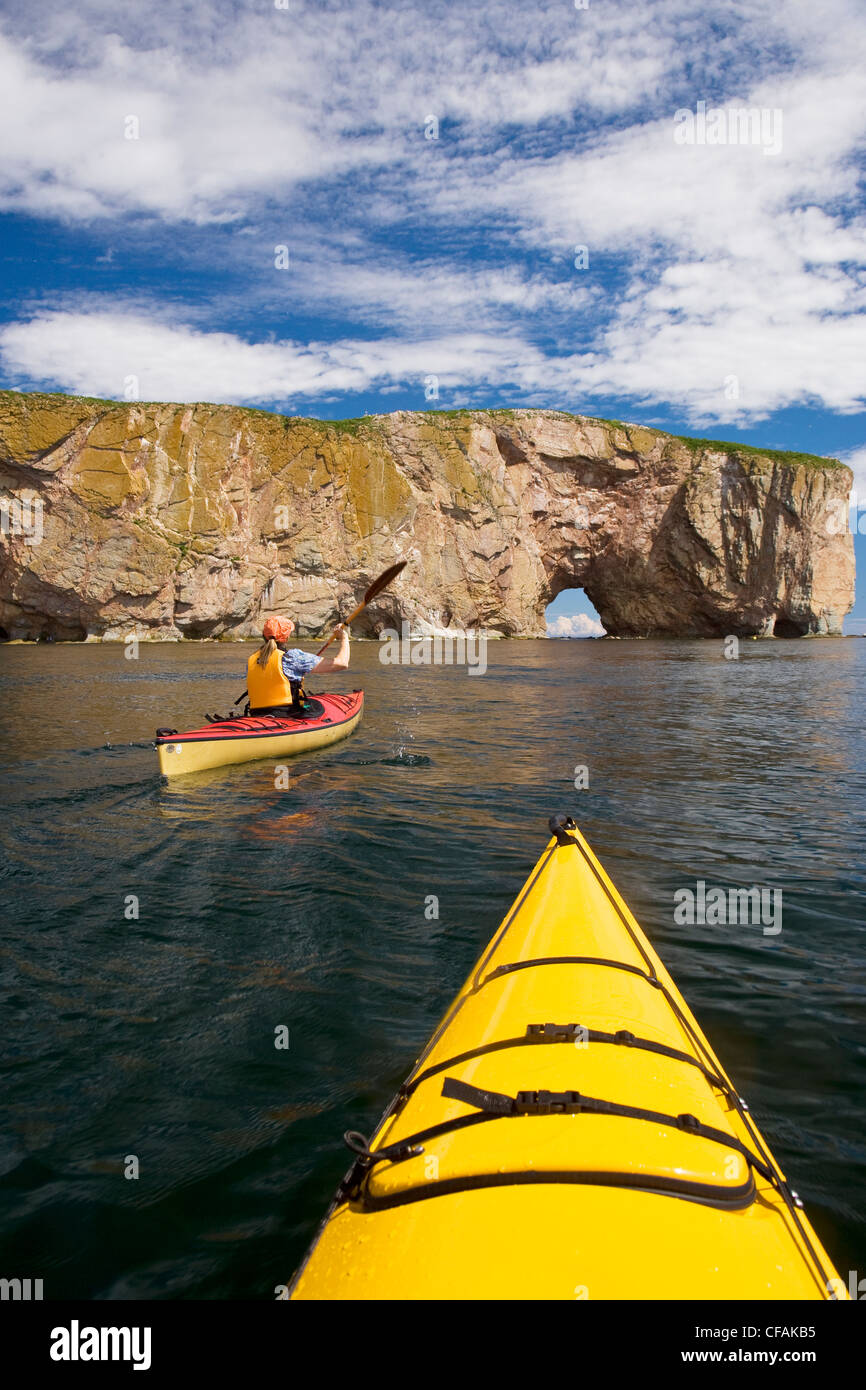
(247, 647, 303, 709)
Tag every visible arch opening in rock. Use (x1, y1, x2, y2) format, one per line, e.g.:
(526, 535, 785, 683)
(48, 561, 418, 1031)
(346, 600, 402, 640)
(774, 617, 807, 638)
(38, 622, 87, 642)
(545, 589, 607, 639)
(177, 618, 222, 640)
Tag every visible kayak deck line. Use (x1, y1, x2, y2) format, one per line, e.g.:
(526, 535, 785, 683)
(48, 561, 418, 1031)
(289, 816, 847, 1301)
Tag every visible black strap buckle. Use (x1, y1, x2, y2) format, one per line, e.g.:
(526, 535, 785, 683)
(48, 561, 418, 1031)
(526, 1022, 584, 1042)
(514, 1089, 583, 1115)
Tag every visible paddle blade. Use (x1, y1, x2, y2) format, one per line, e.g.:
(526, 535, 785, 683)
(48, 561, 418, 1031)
(315, 559, 407, 655)
(362, 560, 407, 605)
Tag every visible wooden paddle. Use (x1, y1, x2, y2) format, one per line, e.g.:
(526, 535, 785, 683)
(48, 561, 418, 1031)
(232, 559, 407, 705)
(316, 560, 407, 654)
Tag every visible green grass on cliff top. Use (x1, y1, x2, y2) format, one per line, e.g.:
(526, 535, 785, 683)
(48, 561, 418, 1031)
(669, 435, 844, 469)
(0, 390, 844, 469)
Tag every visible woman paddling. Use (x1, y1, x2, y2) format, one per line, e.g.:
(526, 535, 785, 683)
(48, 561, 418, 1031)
(247, 616, 350, 715)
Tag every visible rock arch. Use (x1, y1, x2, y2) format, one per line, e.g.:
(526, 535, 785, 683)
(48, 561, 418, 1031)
(0, 395, 854, 641)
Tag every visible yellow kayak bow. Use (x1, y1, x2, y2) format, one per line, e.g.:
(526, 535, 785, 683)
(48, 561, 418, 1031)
(290, 816, 845, 1300)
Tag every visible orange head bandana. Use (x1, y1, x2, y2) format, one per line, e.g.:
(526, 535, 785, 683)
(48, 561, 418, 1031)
(262, 616, 294, 643)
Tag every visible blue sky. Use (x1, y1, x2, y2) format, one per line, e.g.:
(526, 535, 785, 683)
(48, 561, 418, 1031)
(1, 0, 864, 625)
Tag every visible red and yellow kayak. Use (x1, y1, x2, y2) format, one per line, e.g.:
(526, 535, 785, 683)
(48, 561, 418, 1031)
(290, 816, 845, 1300)
(155, 690, 363, 777)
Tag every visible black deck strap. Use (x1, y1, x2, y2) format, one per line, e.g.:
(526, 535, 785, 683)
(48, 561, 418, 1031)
(548, 814, 578, 846)
(486, 954, 665, 988)
(355, 1165, 757, 1214)
(442, 1077, 516, 1115)
(438, 1076, 777, 1184)
(397, 1022, 731, 1105)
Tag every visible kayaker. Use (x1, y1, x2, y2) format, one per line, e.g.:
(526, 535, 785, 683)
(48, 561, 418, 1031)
(247, 616, 350, 714)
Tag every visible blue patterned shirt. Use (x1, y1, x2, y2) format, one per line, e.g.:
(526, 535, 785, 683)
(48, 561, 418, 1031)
(281, 648, 320, 683)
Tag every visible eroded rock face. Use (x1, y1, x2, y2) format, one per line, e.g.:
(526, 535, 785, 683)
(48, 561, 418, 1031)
(0, 393, 854, 640)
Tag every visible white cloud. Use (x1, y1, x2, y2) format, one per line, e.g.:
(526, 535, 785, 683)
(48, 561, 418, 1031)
(0, 30, 360, 224)
(3, 0, 853, 225)
(290, 261, 593, 332)
(0, 308, 565, 405)
(0, 311, 360, 404)
(547, 613, 606, 638)
(0, 2, 679, 225)
(423, 61, 866, 421)
(3, 293, 864, 428)
(0, 1, 865, 424)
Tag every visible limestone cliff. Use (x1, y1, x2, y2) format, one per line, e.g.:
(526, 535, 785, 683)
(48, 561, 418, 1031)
(0, 392, 854, 640)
